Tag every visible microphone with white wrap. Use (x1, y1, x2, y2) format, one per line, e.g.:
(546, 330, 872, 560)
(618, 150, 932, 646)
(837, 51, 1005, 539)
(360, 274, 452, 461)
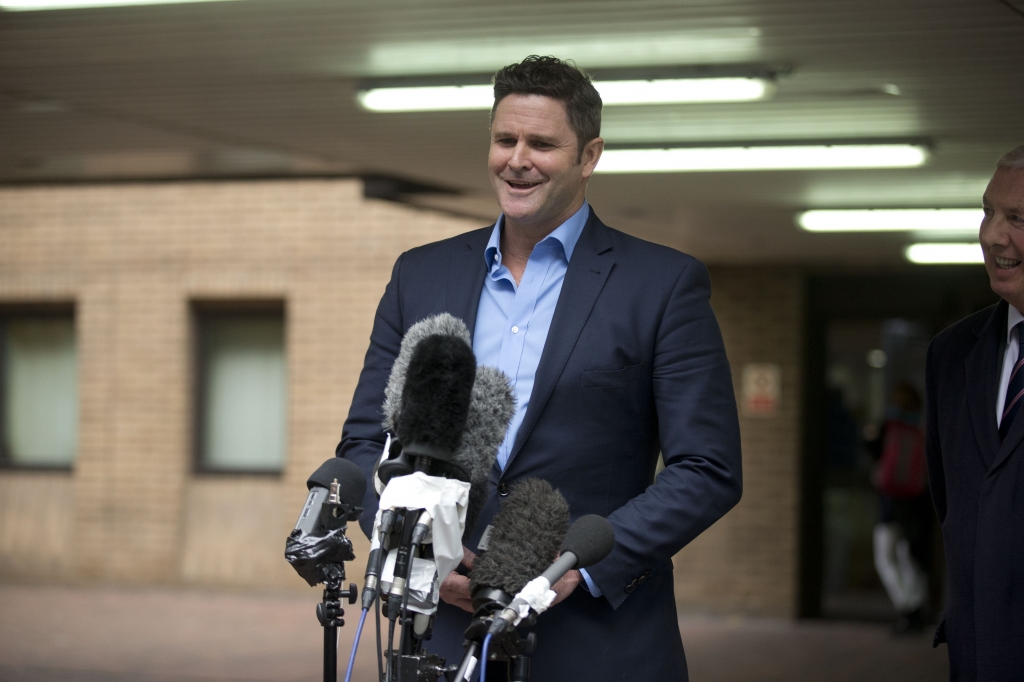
(362, 313, 514, 618)
(488, 513, 615, 635)
(451, 479, 567, 682)
(376, 314, 514, 539)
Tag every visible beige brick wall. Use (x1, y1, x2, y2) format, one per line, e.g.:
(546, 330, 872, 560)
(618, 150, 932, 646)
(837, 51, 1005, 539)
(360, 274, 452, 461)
(673, 268, 805, 617)
(0, 180, 806, 616)
(0, 179, 479, 588)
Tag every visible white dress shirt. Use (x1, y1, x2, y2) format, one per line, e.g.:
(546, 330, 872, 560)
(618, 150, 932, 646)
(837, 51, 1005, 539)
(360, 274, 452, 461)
(996, 304, 1024, 427)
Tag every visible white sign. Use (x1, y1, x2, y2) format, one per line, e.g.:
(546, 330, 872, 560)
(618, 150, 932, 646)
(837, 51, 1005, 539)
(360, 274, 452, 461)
(741, 363, 781, 417)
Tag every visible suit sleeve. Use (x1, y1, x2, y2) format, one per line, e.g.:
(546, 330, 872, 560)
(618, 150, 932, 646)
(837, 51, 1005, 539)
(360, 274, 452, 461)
(585, 258, 743, 609)
(337, 253, 407, 538)
(924, 339, 947, 525)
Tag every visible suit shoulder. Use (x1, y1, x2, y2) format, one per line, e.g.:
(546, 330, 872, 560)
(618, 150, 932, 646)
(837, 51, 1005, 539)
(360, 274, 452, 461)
(400, 225, 492, 263)
(602, 223, 703, 275)
(931, 303, 1000, 357)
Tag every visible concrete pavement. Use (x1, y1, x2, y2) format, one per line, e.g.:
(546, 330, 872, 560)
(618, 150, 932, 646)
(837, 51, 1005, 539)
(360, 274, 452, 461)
(0, 584, 947, 681)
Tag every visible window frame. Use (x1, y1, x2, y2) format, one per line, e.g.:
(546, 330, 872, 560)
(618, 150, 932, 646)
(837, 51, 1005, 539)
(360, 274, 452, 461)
(0, 302, 77, 472)
(190, 299, 288, 477)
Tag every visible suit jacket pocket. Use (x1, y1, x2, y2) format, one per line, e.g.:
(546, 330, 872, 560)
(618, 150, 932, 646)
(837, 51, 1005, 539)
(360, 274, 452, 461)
(581, 362, 644, 388)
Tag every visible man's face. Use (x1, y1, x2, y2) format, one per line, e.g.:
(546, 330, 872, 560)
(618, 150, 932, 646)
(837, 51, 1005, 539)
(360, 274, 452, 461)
(488, 94, 603, 236)
(980, 167, 1024, 310)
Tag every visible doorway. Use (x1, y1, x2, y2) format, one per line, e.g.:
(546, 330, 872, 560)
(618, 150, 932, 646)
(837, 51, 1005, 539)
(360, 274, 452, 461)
(799, 268, 996, 619)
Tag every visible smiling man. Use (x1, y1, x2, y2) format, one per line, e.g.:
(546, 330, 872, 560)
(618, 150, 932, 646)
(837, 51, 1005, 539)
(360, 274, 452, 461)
(338, 56, 742, 681)
(925, 145, 1024, 681)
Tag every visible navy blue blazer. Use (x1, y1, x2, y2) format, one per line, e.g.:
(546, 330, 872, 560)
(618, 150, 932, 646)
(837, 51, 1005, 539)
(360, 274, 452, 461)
(926, 299, 1024, 681)
(338, 210, 743, 681)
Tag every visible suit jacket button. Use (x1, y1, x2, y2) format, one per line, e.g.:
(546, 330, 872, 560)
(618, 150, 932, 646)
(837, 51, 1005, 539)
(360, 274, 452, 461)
(639, 570, 652, 584)
(497, 482, 510, 497)
(625, 582, 636, 594)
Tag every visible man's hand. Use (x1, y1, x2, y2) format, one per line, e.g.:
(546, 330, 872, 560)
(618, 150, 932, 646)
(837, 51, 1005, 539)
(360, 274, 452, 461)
(550, 568, 582, 605)
(439, 547, 477, 613)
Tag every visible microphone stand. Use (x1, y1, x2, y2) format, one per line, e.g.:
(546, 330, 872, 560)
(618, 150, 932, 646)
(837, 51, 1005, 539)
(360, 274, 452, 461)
(454, 588, 536, 682)
(316, 562, 358, 682)
(308, 481, 361, 682)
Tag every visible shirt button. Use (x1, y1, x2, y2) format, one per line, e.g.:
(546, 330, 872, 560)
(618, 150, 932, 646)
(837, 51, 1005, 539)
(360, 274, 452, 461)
(511, 326, 519, 334)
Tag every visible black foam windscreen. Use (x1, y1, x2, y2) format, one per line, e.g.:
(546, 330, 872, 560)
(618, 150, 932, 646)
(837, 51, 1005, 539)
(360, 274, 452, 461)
(560, 514, 615, 569)
(307, 457, 368, 507)
(382, 313, 472, 433)
(469, 478, 569, 596)
(453, 365, 515, 540)
(394, 333, 476, 456)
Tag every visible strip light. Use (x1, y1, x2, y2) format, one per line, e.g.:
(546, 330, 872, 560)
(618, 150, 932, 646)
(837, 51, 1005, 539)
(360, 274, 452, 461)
(799, 209, 982, 232)
(357, 77, 769, 112)
(904, 243, 983, 264)
(595, 144, 928, 173)
(1, 0, 239, 7)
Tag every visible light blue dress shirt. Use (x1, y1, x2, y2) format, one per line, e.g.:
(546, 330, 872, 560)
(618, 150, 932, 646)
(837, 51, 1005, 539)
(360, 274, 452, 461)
(472, 200, 603, 597)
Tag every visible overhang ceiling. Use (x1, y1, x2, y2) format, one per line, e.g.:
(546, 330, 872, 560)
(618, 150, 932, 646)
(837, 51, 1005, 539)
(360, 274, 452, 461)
(1, 0, 1022, 265)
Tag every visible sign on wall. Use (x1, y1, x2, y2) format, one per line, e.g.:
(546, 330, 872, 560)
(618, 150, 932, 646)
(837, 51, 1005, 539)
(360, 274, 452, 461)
(741, 363, 781, 417)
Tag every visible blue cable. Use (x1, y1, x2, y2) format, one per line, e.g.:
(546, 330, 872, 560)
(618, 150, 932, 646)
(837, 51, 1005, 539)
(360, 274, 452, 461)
(344, 607, 369, 682)
(479, 632, 493, 682)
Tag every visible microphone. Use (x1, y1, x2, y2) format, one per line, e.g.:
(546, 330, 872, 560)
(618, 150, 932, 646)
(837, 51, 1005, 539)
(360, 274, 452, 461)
(285, 457, 367, 587)
(375, 313, 514, 537)
(454, 365, 514, 540)
(382, 313, 472, 436)
(469, 478, 570, 602)
(452, 479, 568, 681)
(379, 325, 477, 619)
(395, 332, 475, 467)
(377, 330, 476, 485)
(489, 514, 615, 635)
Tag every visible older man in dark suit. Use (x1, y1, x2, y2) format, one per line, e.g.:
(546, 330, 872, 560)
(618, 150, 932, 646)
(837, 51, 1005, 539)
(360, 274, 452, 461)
(338, 56, 742, 681)
(926, 144, 1024, 681)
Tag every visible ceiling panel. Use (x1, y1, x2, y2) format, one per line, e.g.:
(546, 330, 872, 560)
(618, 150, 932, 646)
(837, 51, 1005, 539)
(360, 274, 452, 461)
(1, 0, 1022, 264)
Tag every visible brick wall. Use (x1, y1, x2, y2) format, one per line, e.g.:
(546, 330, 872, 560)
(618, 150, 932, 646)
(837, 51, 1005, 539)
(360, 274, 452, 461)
(0, 180, 806, 616)
(675, 268, 805, 617)
(0, 179, 479, 588)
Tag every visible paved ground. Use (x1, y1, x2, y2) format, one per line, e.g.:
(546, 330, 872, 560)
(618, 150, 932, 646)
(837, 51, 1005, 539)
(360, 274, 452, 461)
(0, 584, 948, 681)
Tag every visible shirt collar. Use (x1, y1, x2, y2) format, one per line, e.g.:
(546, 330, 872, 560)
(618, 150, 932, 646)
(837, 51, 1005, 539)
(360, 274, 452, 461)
(484, 200, 590, 270)
(1009, 303, 1024, 345)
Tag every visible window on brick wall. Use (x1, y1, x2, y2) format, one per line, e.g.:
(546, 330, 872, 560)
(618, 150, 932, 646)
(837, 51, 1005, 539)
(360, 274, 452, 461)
(194, 302, 287, 473)
(1, 306, 78, 469)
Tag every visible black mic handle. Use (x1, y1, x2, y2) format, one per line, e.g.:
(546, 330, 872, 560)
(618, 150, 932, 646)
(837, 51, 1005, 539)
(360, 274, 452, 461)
(386, 508, 419, 621)
(361, 547, 383, 610)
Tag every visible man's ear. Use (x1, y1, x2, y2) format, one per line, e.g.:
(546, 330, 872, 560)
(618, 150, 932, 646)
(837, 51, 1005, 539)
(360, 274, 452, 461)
(580, 137, 605, 179)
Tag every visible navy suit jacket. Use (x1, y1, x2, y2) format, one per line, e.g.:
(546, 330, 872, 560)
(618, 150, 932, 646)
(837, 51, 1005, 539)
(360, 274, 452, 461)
(926, 299, 1024, 681)
(338, 210, 743, 681)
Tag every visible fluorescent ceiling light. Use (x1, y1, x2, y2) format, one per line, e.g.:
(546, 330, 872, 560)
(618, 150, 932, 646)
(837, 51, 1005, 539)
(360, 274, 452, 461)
(905, 243, 983, 264)
(357, 77, 770, 113)
(595, 144, 928, 173)
(365, 30, 763, 77)
(358, 85, 492, 113)
(799, 208, 982, 232)
(597, 78, 767, 105)
(0, 0, 239, 8)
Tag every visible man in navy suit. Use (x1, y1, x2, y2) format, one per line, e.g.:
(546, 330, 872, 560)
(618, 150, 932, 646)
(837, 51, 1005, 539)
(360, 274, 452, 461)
(926, 145, 1024, 681)
(338, 56, 742, 681)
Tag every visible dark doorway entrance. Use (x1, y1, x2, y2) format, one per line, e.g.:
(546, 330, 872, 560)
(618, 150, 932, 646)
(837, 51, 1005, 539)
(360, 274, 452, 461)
(799, 267, 997, 620)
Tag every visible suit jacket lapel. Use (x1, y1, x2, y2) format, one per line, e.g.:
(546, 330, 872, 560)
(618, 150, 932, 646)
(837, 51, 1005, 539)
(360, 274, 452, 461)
(991, 302, 1024, 473)
(965, 300, 1005, 466)
(445, 227, 491, 336)
(505, 211, 615, 471)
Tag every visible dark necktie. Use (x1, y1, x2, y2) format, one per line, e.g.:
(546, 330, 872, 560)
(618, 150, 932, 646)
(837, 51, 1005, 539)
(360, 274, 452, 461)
(1000, 321, 1024, 441)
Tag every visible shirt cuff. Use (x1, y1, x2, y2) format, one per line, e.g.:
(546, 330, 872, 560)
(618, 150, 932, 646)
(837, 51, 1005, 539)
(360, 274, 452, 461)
(578, 568, 603, 598)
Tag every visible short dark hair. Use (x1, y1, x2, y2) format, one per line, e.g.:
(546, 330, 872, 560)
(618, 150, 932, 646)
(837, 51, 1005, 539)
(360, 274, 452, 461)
(997, 145, 1024, 171)
(491, 55, 603, 159)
